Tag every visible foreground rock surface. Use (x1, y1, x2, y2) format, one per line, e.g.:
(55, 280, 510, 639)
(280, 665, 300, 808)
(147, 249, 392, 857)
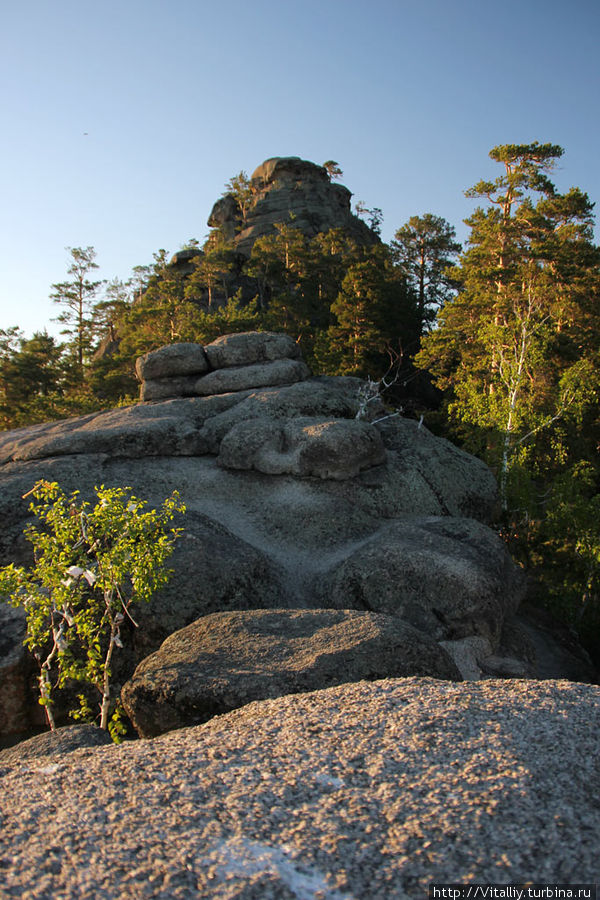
(121, 609, 462, 737)
(1, 678, 598, 897)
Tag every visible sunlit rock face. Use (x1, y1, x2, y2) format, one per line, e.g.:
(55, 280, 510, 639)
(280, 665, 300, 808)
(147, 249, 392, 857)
(208, 156, 379, 255)
(136, 332, 309, 401)
(93, 156, 379, 369)
(1, 679, 599, 894)
(0, 333, 530, 737)
(121, 609, 463, 738)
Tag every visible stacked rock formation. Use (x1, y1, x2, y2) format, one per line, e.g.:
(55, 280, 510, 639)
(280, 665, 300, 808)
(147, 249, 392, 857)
(0, 332, 595, 742)
(136, 332, 310, 401)
(208, 156, 378, 255)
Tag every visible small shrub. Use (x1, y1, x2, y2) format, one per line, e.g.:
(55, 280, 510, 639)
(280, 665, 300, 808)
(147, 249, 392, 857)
(0, 480, 185, 740)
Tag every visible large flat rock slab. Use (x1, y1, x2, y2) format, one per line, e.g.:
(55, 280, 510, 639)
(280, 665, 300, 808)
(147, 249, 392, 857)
(0, 380, 498, 518)
(194, 357, 310, 396)
(121, 609, 462, 737)
(0, 678, 597, 896)
(0, 393, 250, 464)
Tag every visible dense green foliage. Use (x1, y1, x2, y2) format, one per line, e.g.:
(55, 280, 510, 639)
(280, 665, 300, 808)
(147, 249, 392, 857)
(0, 187, 447, 424)
(417, 143, 600, 661)
(0, 481, 185, 739)
(391, 214, 461, 338)
(0, 326, 107, 429)
(0, 233, 425, 426)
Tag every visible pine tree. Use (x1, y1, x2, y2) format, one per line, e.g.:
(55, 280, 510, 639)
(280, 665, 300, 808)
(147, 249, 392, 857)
(223, 171, 255, 219)
(418, 143, 600, 508)
(119, 250, 202, 357)
(0, 331, 64, 427)
(317, 246, 416, 377)
(185, 231, 237, 310)
(322, 160, 343, 180)
(50, 247, 103, 380)
(391, 214, 461, 337)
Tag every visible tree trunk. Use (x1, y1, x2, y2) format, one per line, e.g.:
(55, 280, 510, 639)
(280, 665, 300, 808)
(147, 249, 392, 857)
(100, 632, 115, 730)
(39, 668, 56, 730)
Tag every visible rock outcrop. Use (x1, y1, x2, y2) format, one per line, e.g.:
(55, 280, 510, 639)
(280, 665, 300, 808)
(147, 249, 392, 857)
(203, 331, 302, 369)
(137, 332, 310, 401)
(121, 609, 462, 737)
(209, 156, 378, 256)
(92, 157, 382, 368)
(1, 679, 598, 896)
(0, 333, 542, 737)
(316, 517, 523, 644)
(166, 247, 202, 276)
(135, 342, 210, 381)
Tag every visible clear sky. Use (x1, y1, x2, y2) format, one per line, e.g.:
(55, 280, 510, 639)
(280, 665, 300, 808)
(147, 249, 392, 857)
(1, 0, 599, 336)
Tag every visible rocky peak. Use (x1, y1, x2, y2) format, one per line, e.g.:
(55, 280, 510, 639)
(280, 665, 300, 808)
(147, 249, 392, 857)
(167, 247, 203, 277)
(208, 155, 378, 256)
(250, 156, 330, 188)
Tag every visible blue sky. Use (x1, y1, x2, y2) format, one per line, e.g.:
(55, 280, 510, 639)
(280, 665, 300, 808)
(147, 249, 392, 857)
(1, 0, 599, 336)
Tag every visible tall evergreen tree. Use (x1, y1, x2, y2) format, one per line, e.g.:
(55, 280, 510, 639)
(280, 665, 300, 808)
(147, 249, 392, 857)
(418, 143, 600, 508)
(185, 231, 237, 310)
(316, 246, 417, 377)
(391, 214, 461, 338)
(415, 143, 600, 660)
(0, 331, 65, 428)
(119, 250, 202, 357)
(223, 171, 255, 219)
(93, 278, 132, 342)
(50, 246, 103, 380)
(322, 160, 343, 180)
